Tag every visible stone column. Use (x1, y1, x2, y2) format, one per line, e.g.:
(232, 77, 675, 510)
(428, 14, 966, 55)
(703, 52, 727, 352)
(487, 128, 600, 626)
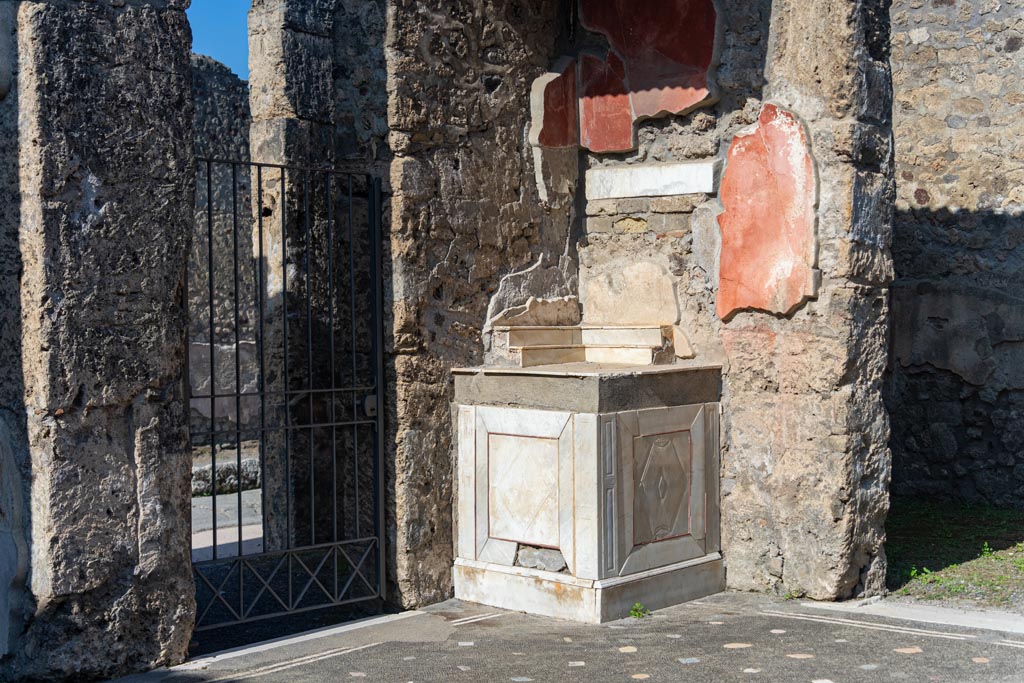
(384, 0, 566, 608)
(248, 0, 338, 551)
(0, 0, 29, 664)
(1, 1, 195, 680)
(719, 0, 895, 599)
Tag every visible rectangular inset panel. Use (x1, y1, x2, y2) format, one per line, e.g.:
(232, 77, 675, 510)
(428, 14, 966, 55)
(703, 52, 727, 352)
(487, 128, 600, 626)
(488, 434, 560, 548)
(618, 404, 707, 577)
(457, 406, 477, 559)
(632, 430, 692, 545)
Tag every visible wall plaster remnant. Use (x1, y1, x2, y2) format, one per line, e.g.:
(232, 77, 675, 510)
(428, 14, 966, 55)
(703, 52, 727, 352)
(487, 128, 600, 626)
(717, 103, 820, 320)
(577, 0, 720, 152)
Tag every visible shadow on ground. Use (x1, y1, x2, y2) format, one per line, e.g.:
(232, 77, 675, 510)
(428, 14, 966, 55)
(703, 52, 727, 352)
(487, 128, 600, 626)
(886, 497, 1024, 610)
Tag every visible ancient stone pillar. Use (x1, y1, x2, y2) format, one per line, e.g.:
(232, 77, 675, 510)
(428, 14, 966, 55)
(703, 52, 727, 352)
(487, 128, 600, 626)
(0, 1, 195, 679)
(384, 0, 568, 608)
(248, 0, 340, 551)
(0, 0, 29, 665)
(718, 0, 894, 599)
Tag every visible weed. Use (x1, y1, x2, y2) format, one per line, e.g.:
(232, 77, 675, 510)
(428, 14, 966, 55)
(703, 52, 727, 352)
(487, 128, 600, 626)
(630, 602, 651, 619)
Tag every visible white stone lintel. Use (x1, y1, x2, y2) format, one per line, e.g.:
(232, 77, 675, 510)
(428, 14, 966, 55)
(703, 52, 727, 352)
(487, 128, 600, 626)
(585, 160, 720, 201)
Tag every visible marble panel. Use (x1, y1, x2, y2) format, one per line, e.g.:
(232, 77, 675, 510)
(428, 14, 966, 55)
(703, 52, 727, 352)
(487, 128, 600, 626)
(488, 434, 561, 548)
(585, 161, 718, 200)
(457, 406, 477, 559)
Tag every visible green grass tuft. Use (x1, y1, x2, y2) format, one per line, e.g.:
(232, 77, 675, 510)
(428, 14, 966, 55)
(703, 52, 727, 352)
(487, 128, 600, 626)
(886, 498, 1024, 611)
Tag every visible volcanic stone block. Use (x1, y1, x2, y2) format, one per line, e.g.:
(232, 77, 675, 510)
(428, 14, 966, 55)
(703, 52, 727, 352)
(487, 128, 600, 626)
(717, 104, 819, 320)
(2, 1, 195, 680)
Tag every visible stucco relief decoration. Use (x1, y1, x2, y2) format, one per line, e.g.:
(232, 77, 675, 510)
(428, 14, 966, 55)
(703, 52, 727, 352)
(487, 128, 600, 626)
(529, 0, 719, 154)
(716, 104, 819, 321)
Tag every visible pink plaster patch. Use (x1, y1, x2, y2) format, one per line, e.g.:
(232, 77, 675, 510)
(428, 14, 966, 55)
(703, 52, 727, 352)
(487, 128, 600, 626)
(578, 52, 634, 153)
(531, 59, 579, 149)
(579, 0, 717, 120)
(717, 104, 818, 321)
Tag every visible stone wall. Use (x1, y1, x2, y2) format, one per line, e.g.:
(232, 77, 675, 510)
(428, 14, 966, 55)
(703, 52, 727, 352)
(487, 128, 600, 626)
(888, 0, 1024, 508)
(378, 0, 895, 605)
(193, 53, 251, 161)
(385, 0, 567, 607)
(1, 1, 195, 680)
(0, 0, 30, 662)
(189, 54, 258, 441)
(522, 0, 893, 599)
(717, 0, 894, 600)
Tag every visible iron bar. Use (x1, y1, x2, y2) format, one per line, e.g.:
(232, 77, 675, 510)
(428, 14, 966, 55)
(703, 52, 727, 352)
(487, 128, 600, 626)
(371, 176, 387, 602)
(189, 418, 377, 440)
(256, 164, 268, 554)
(327, 172, 339, 599)
(281, 166, 291, 552)
(187, 386, 375, 401)
(304, 170, 315, 546)
(233, 162, 244, 574)
(189, 158, 386, 630)
(207, 159, 218, 562)
(349, 175, 359, 538)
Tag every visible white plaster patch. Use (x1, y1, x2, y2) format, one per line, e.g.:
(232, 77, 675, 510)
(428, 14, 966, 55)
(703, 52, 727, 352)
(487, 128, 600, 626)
(585, 161, 719, 200)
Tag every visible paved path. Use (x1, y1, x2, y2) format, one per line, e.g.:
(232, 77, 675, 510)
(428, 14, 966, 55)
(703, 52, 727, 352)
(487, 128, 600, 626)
(191, 489, 264, 562)
(111, 593, 1024, 683)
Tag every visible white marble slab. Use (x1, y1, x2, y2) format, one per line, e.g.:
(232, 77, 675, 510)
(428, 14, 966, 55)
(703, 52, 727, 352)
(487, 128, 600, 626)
(488, 434, 560, 548)
(457, 406, 476, 559)
(585, 160, 719, 200)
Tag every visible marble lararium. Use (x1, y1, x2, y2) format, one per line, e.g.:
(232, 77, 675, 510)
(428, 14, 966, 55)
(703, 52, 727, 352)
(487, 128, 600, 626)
(452, 364, 724, 623)
(717, 104, 819, 320)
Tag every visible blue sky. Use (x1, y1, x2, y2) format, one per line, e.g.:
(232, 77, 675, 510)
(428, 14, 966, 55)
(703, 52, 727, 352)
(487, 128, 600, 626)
(188, 0, 251, 80)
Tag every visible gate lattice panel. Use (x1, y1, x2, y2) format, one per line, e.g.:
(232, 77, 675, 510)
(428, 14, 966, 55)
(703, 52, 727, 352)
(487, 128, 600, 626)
(188, 158, 385, 630)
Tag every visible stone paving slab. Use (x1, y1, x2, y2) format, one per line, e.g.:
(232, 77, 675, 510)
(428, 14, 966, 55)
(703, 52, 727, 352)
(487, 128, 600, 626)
(191, 489, 263, 533)
(110, 592, 1024, 683)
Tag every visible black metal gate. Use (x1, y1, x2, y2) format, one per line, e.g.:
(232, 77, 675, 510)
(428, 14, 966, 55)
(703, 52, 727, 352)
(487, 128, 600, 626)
(188, 158, 385, 631)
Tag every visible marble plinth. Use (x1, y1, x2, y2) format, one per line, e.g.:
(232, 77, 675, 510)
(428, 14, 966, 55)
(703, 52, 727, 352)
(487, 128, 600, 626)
(452, 363, 724, 622)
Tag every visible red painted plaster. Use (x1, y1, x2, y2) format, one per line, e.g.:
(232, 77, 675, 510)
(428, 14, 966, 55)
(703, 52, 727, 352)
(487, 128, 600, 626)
(578, 51, 634, 153)
(535, 59, 579, 148)
(579, 0, 717, 119)
(717, 104, 818, 321)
